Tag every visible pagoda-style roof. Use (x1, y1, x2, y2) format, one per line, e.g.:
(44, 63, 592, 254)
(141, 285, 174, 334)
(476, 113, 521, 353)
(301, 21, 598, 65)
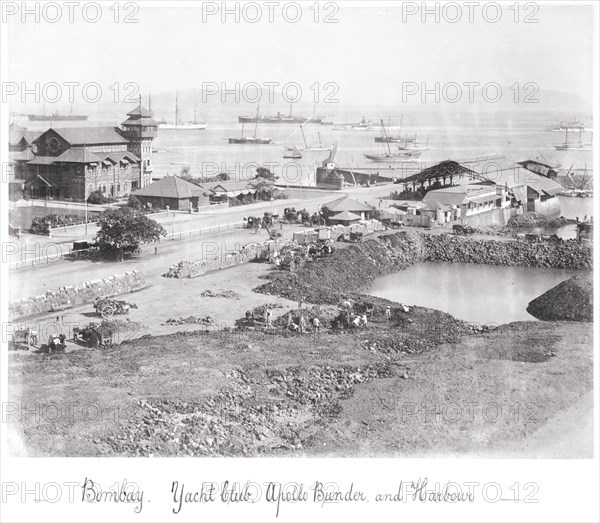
(126, 104, 153, 117)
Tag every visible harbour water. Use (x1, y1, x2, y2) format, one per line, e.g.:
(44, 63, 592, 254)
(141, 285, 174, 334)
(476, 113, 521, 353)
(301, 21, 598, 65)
(17, 108, 593, 186)
(369, 262, 580, 325)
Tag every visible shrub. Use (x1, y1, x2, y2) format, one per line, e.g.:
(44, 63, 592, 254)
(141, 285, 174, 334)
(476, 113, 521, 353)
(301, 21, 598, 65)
(87, 190, 116, 205)
(30, 214, 81, 235)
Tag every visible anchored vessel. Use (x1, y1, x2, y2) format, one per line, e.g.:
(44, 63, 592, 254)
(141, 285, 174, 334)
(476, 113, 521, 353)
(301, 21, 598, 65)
(229, 104, 273, 144)
(364, 119, 423, 162)
(158, 94, 208, 130)
(28, 104, 87, 121)
(553, 127, 593, 151)
(239, 103, 324, 124)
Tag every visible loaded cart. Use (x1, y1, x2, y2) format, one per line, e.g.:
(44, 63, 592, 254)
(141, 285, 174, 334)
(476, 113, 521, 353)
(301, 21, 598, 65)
(93, 298, 138, 318)
(73, 322, 117, 348)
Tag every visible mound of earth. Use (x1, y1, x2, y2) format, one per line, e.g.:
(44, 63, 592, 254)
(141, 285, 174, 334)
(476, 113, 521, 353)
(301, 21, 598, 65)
(527, 273, 593, 322)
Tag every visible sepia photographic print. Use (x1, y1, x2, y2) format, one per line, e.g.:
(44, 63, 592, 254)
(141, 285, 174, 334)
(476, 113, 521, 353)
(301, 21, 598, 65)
(1, 1, 598, 521)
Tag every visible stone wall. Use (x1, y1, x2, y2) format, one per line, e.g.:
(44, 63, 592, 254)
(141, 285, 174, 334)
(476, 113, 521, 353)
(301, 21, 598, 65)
(9, 270, 149, 321)
(163, 243, 271, 278)
(421, 233, 592, 269)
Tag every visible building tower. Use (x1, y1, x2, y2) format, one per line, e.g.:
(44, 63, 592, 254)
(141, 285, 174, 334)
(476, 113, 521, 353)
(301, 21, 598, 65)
(121, 95, 158, 188)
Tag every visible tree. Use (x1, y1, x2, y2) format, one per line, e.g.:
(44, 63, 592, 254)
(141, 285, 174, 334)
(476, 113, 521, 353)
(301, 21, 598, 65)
(255, 167, 278, 182)
(127, 194, 143, 210)
(249, 176, 284, 201)
(96, 207, 166, 261)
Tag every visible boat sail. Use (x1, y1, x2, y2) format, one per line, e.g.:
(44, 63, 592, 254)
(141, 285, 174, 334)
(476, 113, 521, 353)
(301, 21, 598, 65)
(229, 104, 272, 144)
(159, 93, 208, 130)
(283, 140, 302, 159)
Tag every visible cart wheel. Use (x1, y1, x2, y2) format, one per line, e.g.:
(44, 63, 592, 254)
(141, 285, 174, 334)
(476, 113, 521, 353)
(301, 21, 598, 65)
(101, 305, 115, 318)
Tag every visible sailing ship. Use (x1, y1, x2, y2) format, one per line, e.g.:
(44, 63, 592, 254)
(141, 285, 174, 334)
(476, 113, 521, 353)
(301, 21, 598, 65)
(374, 116, 416, 143)
(397, 136, 429, 151)
(28, 104, 87, 121)
(553, 127, 593, 151)
(229, 104, 272, 144)
(364, 120, 423, 162)
(159, 94, 208, 130)
(238, 103, 324, 124)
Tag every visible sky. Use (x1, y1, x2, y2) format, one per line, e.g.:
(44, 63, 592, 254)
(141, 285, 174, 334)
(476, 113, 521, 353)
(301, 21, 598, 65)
(5, 1, 596, 110)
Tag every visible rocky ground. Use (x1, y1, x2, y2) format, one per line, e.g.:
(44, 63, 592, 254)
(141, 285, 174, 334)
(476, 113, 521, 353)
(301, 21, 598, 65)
(8, 315, 592, 457)
(7, 230, 594, 458)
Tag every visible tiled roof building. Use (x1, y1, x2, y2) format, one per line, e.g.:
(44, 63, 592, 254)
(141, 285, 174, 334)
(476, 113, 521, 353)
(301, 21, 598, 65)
(11, 100, 157, 201)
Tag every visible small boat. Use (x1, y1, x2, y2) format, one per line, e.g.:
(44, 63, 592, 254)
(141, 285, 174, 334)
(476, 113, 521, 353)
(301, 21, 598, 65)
(375, 135, 415, 143)
(229, 104, 272, 144)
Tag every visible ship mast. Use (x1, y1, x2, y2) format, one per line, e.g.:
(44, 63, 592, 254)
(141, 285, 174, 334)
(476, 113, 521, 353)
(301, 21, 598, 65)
(253, 104, 260, 138)
(300, 124, 308, 149)
(381, 119, 391, 155)
(175, 92, 179, 130)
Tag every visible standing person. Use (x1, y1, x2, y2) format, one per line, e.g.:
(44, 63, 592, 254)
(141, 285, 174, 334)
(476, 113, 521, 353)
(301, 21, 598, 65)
(263, 307, 269, 325)
(385, 306, 392, 322)
(266, 307, 273, 327)
(299, 314, 306, 335)
(362, 314, 368, 328)
(312, 316, 320, 334)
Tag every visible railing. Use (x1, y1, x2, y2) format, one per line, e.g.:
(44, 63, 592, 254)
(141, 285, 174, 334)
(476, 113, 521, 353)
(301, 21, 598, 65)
(163, 221, 245, 241)
(47, 209, 173, 235)
(9, 221, 247, 270)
